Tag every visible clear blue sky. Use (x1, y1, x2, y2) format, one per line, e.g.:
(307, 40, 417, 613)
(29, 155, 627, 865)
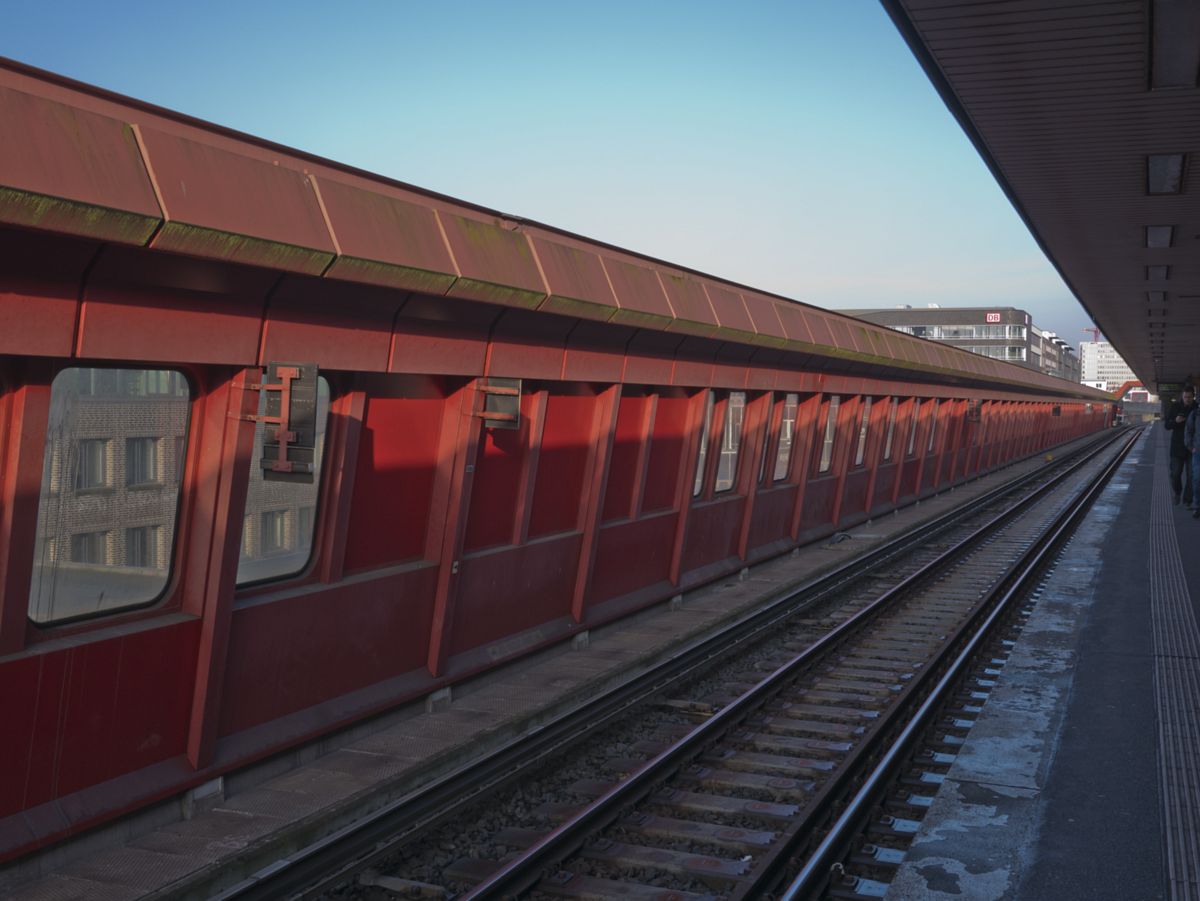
(1, 1, 1098, 346)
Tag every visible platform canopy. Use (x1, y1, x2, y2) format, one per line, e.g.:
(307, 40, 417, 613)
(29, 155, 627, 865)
(883, 0, 1200, 394)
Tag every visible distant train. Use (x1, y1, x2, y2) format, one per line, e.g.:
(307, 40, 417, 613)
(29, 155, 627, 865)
(0, 58, 1111, 863)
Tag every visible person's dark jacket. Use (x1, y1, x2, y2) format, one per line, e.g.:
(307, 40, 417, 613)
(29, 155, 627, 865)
(1166, 399, 1195, 459)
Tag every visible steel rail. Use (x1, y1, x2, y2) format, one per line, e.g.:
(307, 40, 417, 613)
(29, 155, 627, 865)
(212, 430, 1123, 901)
(777, 427, 1139, 900)
(455, 430, 1131, 900)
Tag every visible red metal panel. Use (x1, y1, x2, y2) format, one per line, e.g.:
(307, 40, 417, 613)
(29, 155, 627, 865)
(624, 329, 682, 386)
(799, 476, 838, 531)
(604, 394, 653, 522)
(0, 656, 41, 817)
(315, 176, 458, 295)
(840, 469, 872, 520)
(712, 343, 753, 389)
(775, 303, 815, 344)
(186, 372, 260, 769)
(642, 394, 690, 512)
(485, 309, 572, 380)
(804, 311, 836, 348)
(705, 283, 756, 339)
(660, 271, 719, 337)
(344, 387, 447, 571)
(59, 623, 197, 796)
(589, 514, 677, 603)
(0, 86, 161, 243)
(602, 256, 674, 329)
(529, 393, 595, 538)
(450, 535, 581, 656)
(747, 484, 798, 551)
(0, 382, 49, 655)
(219, 569, 438, 734)
(390, 295, 496, 376)
(674, 337, 718, 387)
(741, 293, 789, 345)
(571, 385, 620, 621)
(0, 227, 95, 357)
(79, 247, 270, 364)
(463, 393, 536, 551)
(261, 278, 402, 372)
(827, 318, 859, 353)
(19, 653, 68, 810)
(682, 497, 744, 573)
(562, 320, 631, 383)
(139, 127, 335, 275)
(438, 212, 547, 309)
(526, 231, 619, 322)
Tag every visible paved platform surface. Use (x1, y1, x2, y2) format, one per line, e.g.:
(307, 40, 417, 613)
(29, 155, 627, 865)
(891, 424, 1200, 901)
(1, 434, 1110, 901)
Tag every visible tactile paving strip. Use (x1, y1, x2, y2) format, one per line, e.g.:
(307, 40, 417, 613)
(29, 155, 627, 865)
(1150, 433, 1200, 901)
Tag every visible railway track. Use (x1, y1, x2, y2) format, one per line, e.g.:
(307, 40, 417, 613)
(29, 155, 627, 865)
(217, 429, 1135, 901)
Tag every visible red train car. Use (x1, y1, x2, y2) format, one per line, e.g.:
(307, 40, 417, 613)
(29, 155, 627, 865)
(0, 59, 1110, 862)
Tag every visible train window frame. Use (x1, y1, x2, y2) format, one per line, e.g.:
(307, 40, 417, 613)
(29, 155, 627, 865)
(817, 395, 841, 474)
(927, 399, 940, 453)
(235, 376, 332, 588)
(28, 365, 194, 628)
(853, 397, 873, 467)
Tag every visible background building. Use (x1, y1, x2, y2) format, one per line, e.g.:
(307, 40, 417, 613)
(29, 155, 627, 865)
(838, 306, 1081, 383)
(1079, 340, 1138, 392)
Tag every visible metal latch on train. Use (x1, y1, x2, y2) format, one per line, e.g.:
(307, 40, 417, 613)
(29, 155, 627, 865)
(234, 362, 320, 483)
(475, 377, 521, 429)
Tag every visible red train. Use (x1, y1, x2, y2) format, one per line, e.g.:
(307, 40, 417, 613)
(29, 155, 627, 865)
(0, 58, 1110, 863)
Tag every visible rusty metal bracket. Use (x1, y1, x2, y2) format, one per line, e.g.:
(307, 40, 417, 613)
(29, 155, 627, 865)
(475, 377, 522, 429)
(231, 366, 313, 475)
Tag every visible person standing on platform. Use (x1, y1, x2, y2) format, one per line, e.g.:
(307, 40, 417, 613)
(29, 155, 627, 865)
(1167, 387, 1195, 505)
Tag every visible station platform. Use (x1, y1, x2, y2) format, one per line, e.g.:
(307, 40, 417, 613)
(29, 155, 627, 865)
(891, 424, 1196, 901)
(0, 430, 1152, 901)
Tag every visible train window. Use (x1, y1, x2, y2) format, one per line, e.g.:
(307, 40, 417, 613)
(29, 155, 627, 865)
(906, 399, 920, 456)
(927, 399, 940, 452)
(693, 392, 715, 497)
(817, 396, 841, 473)
(237, 377, 330, 585)
(883, 398, 899, 461)
(773, 393, 800, 481)
(714, 392, 746, 493)
(853, 397, 873, 466)
(28, 367, 191, 625)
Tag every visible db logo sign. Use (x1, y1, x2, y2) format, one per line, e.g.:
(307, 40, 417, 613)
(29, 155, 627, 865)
(985, 312, 1001, 323)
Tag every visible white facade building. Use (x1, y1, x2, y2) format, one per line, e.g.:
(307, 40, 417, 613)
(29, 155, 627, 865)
(1079, 341, 1137, 391)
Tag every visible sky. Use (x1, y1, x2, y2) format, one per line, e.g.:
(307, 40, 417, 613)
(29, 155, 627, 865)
(1, 1, 1100, 346)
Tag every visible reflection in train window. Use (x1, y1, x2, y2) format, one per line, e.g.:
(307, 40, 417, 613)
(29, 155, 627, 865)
(818, 396, 841, 473)
(773, 393, 799, 481)
(714, 392, 746, 493)
(883, 398, 899, 461)
(693, 392, 715, 497)
(854, 397, 873, 466)
(236, 378, 330, 586)
(29, 367, 191, 625)
(907, 399, 921, 456)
